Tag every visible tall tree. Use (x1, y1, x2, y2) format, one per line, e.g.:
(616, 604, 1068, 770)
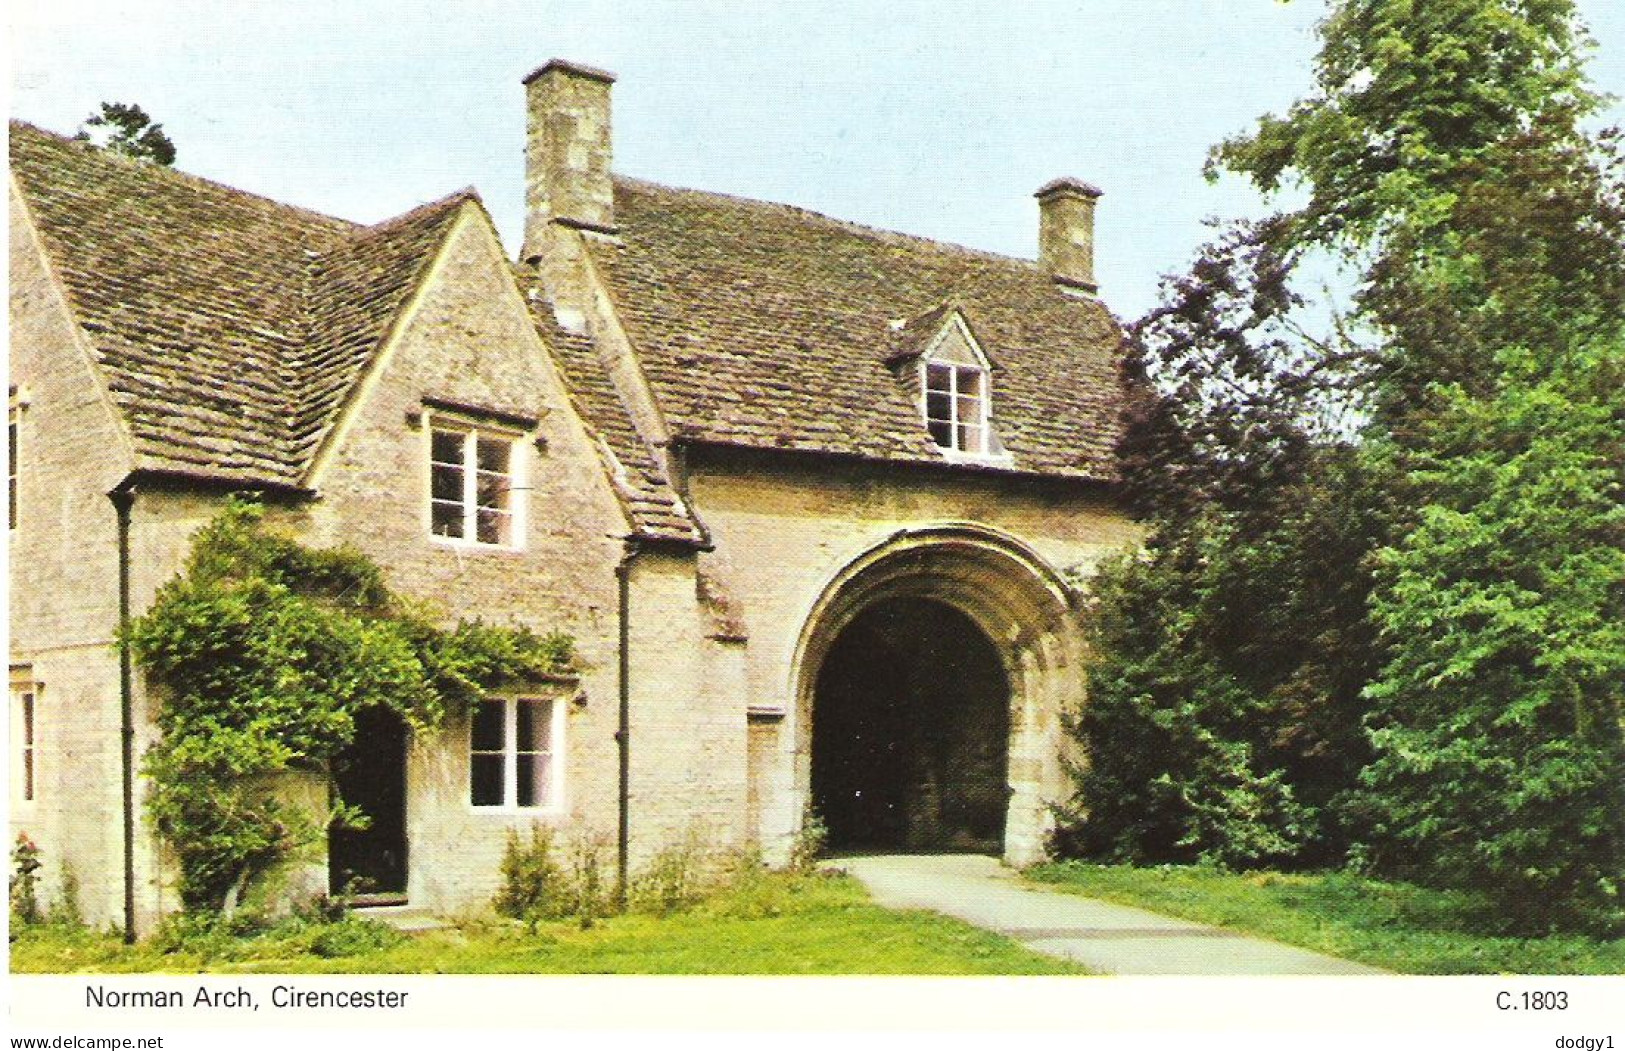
(1068, 0, 1625, 930)
(75, 102, 176, 166)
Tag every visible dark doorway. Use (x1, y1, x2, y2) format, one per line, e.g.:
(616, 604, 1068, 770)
(811, 597, 1010, 854)
(329, 706, 409, 899)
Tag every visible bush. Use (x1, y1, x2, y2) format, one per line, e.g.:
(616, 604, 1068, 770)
(493, 825, 566, 927)
(307, 917, 402, 958)
(630, 827, 713, 916)
(788, 807, 827, 874)
(10, 834, 43, 926)
(130, 498, 574, 909)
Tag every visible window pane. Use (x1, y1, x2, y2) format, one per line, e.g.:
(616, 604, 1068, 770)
(470, 755, 504, 806)
(927, 418, 953, 448)
(471, 700, 504, 752)
(431, 463, 464, 502)
(8, 419, 17, 531)
(960, 423, 985, 454)
(476, 437, 510, 474)
(431, 500, 464, 539)
(517, 698, 552, 752)
(475, 470, 509, 510)
(926, 388, 951, 423)
(516, 753, 551, 808)
(956, 367, 983, 399)
(926, 364, 954, 395)
(477, 507, 511, 546)
(21, 693, 34, 801)
(431, 429, 464, 465)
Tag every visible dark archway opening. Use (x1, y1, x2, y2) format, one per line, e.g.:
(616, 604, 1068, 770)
(811, 597, 1010, 854)
(329, 706, 409, 900)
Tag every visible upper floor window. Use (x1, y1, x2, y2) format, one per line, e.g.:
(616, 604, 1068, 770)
(8, 395, 20, 532)
(925, 361, 990, 455)
(429, 423, 521, 548)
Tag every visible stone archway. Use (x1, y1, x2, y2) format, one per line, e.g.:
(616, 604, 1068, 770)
(790, 524, 1082, 865)
(811, 596, 1010, 853)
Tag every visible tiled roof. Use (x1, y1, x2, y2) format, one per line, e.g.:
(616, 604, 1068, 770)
(590, 177, 1127, 481)
(519, 288, 704, 545)
(9, 121, 465, 485)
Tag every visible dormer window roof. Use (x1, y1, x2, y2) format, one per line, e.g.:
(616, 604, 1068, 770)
(889, 305, 1009, 463)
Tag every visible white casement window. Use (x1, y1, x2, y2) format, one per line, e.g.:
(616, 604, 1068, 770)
(470, 697, 561, 810)
(11, 682, 36, 804)
(429, 423, 522, 548)
(924, 361, 991, 455)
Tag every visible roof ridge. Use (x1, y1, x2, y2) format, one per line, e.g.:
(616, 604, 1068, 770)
(611, 174, 1039, 269)
(10, 119, 360, 234)
(344, 186, 481, 242)
(285, 185, 474, 474)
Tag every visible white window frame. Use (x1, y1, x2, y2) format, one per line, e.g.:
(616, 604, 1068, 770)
(924, 360, 991, 456)
(918, 313, 1008, 464)
(468, 695, 564, 814)
(425, 416, 526, 551)
(11, 680, 37, 807)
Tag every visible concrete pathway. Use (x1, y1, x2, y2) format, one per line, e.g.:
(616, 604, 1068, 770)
(837, 854, 1387, 976)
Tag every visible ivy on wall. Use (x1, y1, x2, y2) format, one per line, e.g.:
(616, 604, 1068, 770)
(129, 498, 573, 910)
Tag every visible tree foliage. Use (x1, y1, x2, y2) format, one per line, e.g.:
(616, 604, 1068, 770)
(74, 102, 177, 166)
(131, 499, 572, 909)
(1067, 0, 1625, 932)
(1356, 336, 1625, 933)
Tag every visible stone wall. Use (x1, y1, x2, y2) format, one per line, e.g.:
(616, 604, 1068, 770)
(8, 187, 142, 930)
(684, 446, 1142, 863)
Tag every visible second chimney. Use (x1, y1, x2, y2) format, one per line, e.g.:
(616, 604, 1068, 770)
(1034, 178, 1102, 293)
(522, 59, 617, 260)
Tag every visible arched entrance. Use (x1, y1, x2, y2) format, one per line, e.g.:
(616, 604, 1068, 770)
(812, 597, 1010, 853)
(790, 524, 1082, 866)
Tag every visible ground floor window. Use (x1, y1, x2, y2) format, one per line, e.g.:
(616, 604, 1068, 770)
(11, 678, 36, 803)
(470, 696, 559, 809)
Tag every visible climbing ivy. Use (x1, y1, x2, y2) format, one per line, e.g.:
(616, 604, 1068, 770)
(130, 498, 573, 910)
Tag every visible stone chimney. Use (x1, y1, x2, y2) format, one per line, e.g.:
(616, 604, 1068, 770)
(1034, 178, 1102, 293)
(522, 59, 617, 260)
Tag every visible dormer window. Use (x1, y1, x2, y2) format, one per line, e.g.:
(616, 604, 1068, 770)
(890, 304, 1008, 462)
(925, 361, 989, 455)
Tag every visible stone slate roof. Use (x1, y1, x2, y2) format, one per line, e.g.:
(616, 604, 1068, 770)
(590, 177, 1127, 481)
(9, 121, 467, 486)
(519, 286, 705, 545)
(9, 121, 701, 542)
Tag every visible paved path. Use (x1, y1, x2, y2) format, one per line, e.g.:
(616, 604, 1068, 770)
(837, 854, 1387, 976)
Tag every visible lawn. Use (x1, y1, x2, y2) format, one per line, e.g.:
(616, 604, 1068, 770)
(1026, 862, 1625, 975)
(11, 871, 1084, 975)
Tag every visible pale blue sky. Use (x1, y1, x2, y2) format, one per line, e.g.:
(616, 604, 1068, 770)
(11, 0, 1625, 319)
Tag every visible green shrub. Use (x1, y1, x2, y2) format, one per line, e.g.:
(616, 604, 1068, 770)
(307, 917, 402, 958)
(493, 825, 566, 927)
(10, 833, 43, 926)
(130, 498, 573, 909)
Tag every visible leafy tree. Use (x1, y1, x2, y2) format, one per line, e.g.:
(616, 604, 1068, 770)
(74, 102, 176, 166)
(131, 499, 572, 909)
(1066, 0, 1625, 930)
(1356, 335, 1625, 935)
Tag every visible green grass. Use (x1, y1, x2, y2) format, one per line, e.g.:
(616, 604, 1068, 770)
(1026, 862, 1625, 975)
(11, 871, 1084, 975)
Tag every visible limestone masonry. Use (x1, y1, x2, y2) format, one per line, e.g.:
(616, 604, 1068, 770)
(8, 60, 1139, 933)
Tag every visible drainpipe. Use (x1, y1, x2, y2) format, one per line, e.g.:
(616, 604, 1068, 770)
(108, 481, 137, 944)
(614, 541, 639, 907)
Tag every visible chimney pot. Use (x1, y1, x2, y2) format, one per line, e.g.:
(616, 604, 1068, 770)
(1034, 178, 1102, 293)
(523, 58, 617, 259)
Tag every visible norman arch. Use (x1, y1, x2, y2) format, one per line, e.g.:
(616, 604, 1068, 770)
(789, 524, 1084, 865)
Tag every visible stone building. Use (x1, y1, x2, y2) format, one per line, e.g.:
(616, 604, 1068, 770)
(7, 60, 1137, 933)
